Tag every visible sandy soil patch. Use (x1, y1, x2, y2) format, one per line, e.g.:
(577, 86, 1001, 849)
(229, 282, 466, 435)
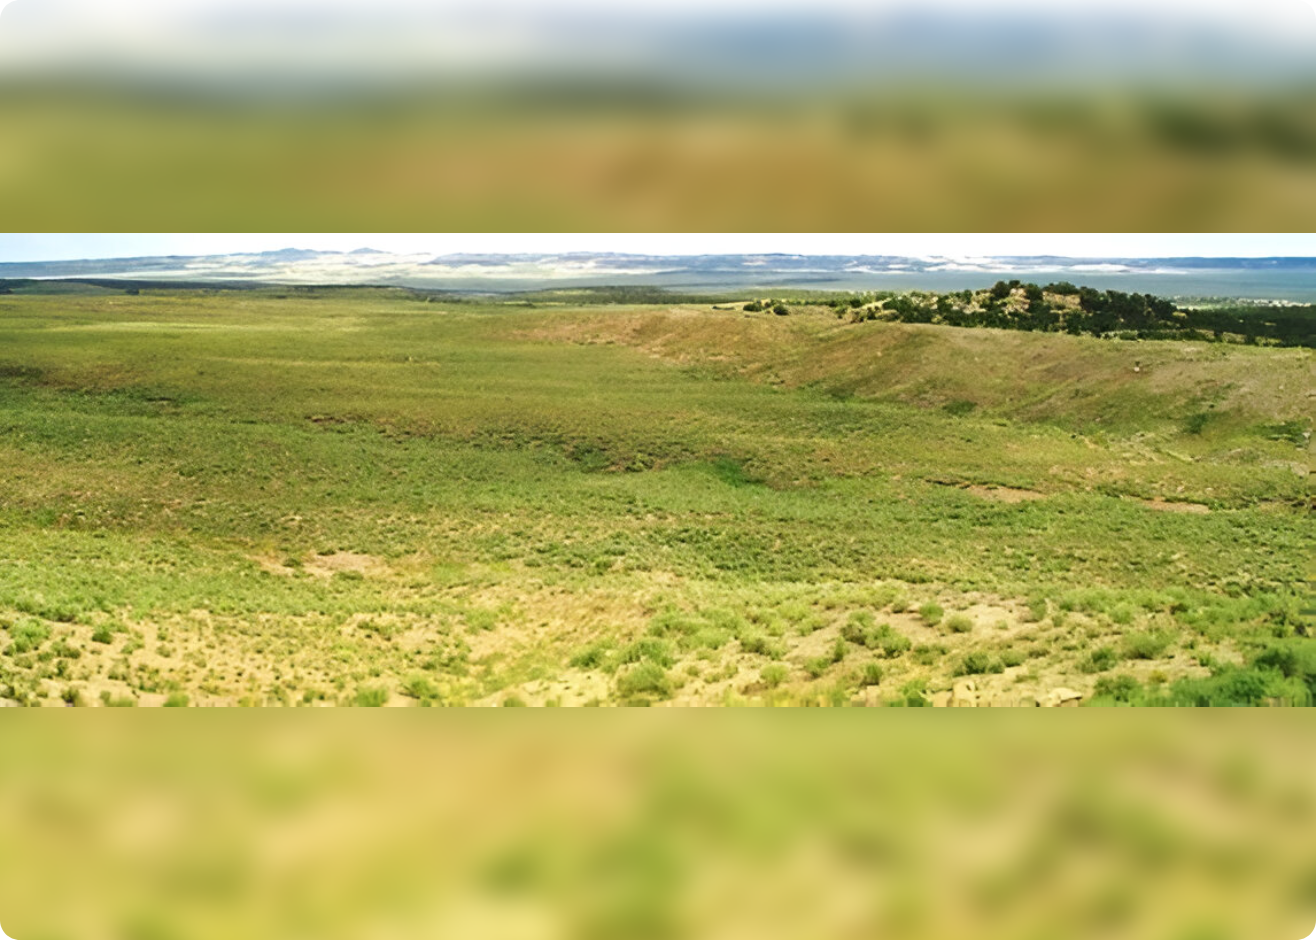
(482, 671, 613, 707)
(1141, 498, 1210, 514)
(252, 554, 298, 576)
(251, 550, 389, 578)
(304, 551, 384, 578)
(928, 479, 1046, 503)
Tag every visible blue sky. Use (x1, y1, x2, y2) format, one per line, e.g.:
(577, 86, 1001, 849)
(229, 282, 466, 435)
(3, 1, 1313, 84)
(2, 234, 1315, 263)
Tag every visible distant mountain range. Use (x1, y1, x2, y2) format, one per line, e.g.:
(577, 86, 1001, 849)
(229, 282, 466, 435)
(4, 250, 1316, 299)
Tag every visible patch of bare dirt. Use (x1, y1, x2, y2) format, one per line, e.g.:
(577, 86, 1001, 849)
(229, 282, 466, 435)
(304, 552, 386, 578)
(253, 554, 298, 576)
(1141, 498, 1210, 514)
(928, 479, 1046, 503)
(251, 550, 388, 578)
(485, 672, 614, 707)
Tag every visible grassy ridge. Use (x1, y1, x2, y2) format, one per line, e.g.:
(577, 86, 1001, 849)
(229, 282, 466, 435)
(0, 288, 1310, 705)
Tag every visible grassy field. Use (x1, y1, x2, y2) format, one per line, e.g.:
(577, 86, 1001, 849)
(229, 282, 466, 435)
(4, 86, 1316, 231)
(0, 287, 1310, 706)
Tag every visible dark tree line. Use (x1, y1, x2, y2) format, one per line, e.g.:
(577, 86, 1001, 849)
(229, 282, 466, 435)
(846, 281, 1315, 348)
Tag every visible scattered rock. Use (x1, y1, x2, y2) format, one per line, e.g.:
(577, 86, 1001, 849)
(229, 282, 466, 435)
(1035, 687, 1084, 707)
(951, 679, 979, 708)
(857, 685, 884, 707)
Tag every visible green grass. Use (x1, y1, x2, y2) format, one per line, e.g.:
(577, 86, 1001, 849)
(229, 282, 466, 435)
(955, 651, 1005, 677)
(1122, 630, 1178, 661)
(353, 686, 389, 708)
(616, 662, 672, 702)
(760, 664, 788, 688)
(0, 288, 1309, 705)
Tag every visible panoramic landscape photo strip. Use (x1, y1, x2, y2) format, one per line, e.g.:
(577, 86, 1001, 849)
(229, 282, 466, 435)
(0, 233, 1311, 707)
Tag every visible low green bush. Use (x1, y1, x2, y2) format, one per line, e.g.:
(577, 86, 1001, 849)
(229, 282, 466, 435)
(804, 657, 831, 679)
(1081, 645, 1120, 673)
(1122, 630, 1175, 660)
(1164, 667, 1306, 707)
(1000, 648, 1026, 668)
(945, 614, 973, 634)
(52, 639, 81, 660)
(8, 619, 50, 655)
(618, 637, 674, 668)
(1093, 674, 1143, 703)
(1251, 639, 1316, 698)
(761, 664, 788, 688)
(463, 609, 497, 632)
(841, 611, 875, 645)
(897, 679, 929, 707)
(686, 628, 732, 650)
(871, 624, 912, 657)
(568, 641, 613, 670)
(1099, 651, 1316, 707)
(1181, 411, 1211, 435)
(912, 644, 945, 665)
(617, 661, 672, 700)
(401, 675, 440, 700)
(739, 632, 783, 659)
(354, 685, 388, 707)
(955, 651, 1004, 676)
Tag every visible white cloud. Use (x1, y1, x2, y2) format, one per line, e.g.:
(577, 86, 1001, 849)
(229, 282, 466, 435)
(2, 233, 1316, 264)
(1, 0, 1311, 77)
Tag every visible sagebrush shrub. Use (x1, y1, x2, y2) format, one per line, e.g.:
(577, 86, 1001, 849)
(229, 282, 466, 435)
(1081, 646, 1120, 673)
(617, 661, 671, 699)
(354, 685, 388, 707)
(945, 614, 973, 634)
(1122, 630, 1175, 660)
(956, 651, 1003, 676)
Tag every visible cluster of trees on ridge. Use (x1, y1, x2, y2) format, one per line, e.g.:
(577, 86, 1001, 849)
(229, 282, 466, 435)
(827, 281, 1315, 348)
